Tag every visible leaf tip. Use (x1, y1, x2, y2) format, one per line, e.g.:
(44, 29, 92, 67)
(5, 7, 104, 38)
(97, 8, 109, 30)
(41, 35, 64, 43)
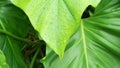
(59, 53, 64, 60)
(56, 49, 65, 60)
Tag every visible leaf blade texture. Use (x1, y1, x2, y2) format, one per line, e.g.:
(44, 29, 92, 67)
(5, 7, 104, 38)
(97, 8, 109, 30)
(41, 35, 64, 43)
(43, 0, 120, 68)
(11, 0, 99, 58)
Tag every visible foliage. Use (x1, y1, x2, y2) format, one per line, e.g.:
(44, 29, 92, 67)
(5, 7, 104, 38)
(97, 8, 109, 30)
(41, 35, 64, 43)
(0, 0, 45, 68)
(0, 0, 120, 68)
(0, 50, 9, 68)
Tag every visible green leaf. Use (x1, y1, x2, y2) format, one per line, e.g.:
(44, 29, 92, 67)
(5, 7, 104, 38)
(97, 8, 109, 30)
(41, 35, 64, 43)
(89, 0, 101, 7)
(0, 50, 9, 68)
(0, 1, 29, 68)
(43, 0, 120, 68)
(10, 0, 100, 58)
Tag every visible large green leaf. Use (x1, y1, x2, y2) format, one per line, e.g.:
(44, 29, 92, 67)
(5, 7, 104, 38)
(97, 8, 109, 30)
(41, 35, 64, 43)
(10, 0, 100, 58)
(0, 50, 9, 68)
(43, 0, 120, 68)
(0, 1, 29, 68)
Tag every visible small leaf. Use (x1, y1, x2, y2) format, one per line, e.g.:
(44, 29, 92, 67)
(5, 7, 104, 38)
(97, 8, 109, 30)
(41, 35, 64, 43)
(0, 50, 9, 68)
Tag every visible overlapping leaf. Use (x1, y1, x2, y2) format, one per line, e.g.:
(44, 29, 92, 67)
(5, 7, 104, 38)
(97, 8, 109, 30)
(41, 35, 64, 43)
(10, 0, 86, 58)
(0, 1, 30, 68)
(43, 0, 120, 68)
(11, 0, 100, 58)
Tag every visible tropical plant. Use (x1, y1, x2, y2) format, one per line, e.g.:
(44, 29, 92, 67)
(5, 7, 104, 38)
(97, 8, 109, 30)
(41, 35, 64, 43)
(0, 0, 120, 68)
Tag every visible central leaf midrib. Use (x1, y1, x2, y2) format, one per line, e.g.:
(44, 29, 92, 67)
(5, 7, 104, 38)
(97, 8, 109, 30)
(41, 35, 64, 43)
(81, 21, 89, 68)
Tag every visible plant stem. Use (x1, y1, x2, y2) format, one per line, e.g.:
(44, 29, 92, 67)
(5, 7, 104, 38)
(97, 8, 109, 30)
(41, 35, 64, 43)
(0, 29, 36, 44)
(30, 48, 40, 68)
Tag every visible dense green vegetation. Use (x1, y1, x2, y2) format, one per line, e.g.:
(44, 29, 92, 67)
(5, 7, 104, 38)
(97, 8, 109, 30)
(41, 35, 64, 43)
(0, 0, 120, 68)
